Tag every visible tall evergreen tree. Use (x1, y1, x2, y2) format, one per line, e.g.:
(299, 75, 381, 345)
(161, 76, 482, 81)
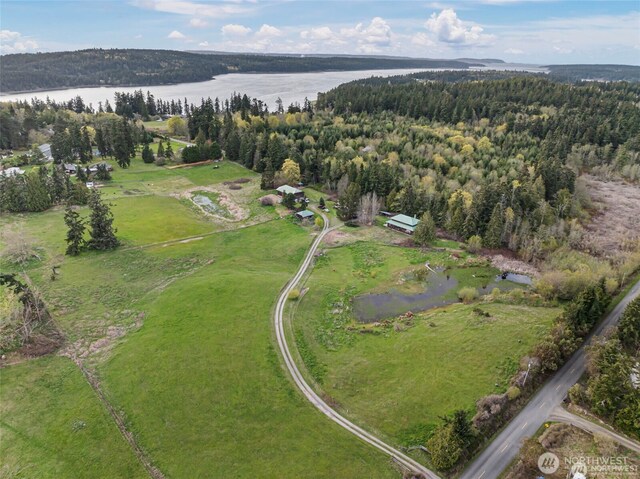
(76, 165, 88, 182)
(95, 127, 107, 157)
(87, 191, 119, 250)
(141, 143, 155, 163)
(165, 141, 174, 160)
(484, 204, 504, 248)
(414, 211, 436, 246)
(112, 119, 132, 168)
(337, 182, 361, 221)
(95, 163, 112, 181)
(24, 171, 52, 212)
(64, 205, 85, 256)
(80, 127, 93, 163)
(51, 121, 72, 164)
(260, 158, 276, 190)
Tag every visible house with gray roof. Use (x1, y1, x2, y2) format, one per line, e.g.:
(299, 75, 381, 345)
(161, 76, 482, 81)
(385, 214, 420, 234)
(276, 184, 304, 198)
(295, 210, 315, 221)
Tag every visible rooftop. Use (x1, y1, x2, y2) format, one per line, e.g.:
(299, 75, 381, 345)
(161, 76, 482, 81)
(390, 214, 420, 227)
(296, 210, 314, 218)
(277, 184, 303, 195)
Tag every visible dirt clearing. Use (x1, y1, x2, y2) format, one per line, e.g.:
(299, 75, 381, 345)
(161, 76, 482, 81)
(583, 176, 640, 255)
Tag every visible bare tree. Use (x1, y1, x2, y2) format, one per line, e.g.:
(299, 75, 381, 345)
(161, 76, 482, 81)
(0, 225, 40, 266)
(0, 274, 51, 348)
(357, 192, 382, 226)
(336, 174, 349, 197)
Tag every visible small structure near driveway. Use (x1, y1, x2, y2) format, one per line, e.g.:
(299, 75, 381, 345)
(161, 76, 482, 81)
(295, 210, 315, 221)
(385, 214, 420, 234)
(63, 163, 78, 175)
(276, 184, 304, 199)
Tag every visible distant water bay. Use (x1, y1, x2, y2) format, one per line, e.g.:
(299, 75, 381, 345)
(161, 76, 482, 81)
(0, 68, 439, 109)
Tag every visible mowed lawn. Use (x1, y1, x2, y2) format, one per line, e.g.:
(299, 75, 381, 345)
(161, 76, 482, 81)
(293, 241, 560, 444)
(0, 357, 146, 479)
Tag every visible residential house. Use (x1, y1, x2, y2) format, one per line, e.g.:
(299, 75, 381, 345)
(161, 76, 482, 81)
(63, 163, 78, 175)
(276, 184, 304, 198)
(385, 214, 420, 234)
(89, 162, 114, 173)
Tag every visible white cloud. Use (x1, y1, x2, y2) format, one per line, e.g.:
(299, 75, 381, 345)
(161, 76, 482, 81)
(412, 32, 435, 47)
(493, 11, 639, 62)
(341, 17, 393, 53)
(300, 27, 333, 41)
(0, 30, 39, 54)
(133, 0, 252, 18)
(0, 30, 21, 41)
(255, 24, 283, 39)
(199, 40, 209, 47)
(221, 23, 252, 37)
(552, 45, 573, 54)
(168, 30, 186, 39)
(190, 18, 208, 28)
(425, 9, 494, 46)
(504, 47, 523, 54)
(134, 34, 143, 39)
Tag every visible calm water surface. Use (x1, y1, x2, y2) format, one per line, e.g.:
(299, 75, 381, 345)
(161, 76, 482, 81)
(0, 63, 546, 109)
(0, 69, 436, 109)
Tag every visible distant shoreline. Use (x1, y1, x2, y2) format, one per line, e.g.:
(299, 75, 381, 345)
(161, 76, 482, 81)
(1, 66, 475, 96)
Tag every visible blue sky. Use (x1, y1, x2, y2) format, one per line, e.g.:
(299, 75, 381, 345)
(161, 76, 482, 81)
(1, 1, 639, 64)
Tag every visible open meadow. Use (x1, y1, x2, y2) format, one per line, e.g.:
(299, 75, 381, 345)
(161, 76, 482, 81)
(0, 158, 400, 478)
(289, 235, 561, 452)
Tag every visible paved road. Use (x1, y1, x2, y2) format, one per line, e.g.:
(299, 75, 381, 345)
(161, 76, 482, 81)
(549, 407, 640, 454)
(461, 280, 640, 479)
(273, 212, 440, 478)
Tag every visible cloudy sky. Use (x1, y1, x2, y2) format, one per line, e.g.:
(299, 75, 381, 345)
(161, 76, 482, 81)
(1, 1, 639, 64)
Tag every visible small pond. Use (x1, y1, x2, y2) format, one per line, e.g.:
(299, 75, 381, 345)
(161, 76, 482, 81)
(193, 194, 226, 216)
(352, 269, 532, 323)
(496, 272, 533, 285)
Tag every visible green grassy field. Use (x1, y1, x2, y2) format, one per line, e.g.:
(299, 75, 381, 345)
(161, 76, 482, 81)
(0, 156, 399, 477)
(141, 120, 169, 132)
(0, 357, 146, 479)
(291, 241, 560, 446)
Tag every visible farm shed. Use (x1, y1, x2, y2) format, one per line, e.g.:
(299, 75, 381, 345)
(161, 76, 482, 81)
(295, 210, 315, 220)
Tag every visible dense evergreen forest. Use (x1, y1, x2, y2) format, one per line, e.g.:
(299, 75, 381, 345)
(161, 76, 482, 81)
(545, 64, 640, 82)
(0, 48, 474, 93)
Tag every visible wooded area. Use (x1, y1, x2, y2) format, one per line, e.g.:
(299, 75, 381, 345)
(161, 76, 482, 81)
(0, 48, 474, 92)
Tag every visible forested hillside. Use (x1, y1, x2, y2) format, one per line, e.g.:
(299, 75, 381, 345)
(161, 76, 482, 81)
(0, 48, 473, 93)
(546, 64, 640, 82)
(3, 72, 639, 290)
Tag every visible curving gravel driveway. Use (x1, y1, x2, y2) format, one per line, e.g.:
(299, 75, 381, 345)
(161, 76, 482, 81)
(273, 211, 440, 478)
